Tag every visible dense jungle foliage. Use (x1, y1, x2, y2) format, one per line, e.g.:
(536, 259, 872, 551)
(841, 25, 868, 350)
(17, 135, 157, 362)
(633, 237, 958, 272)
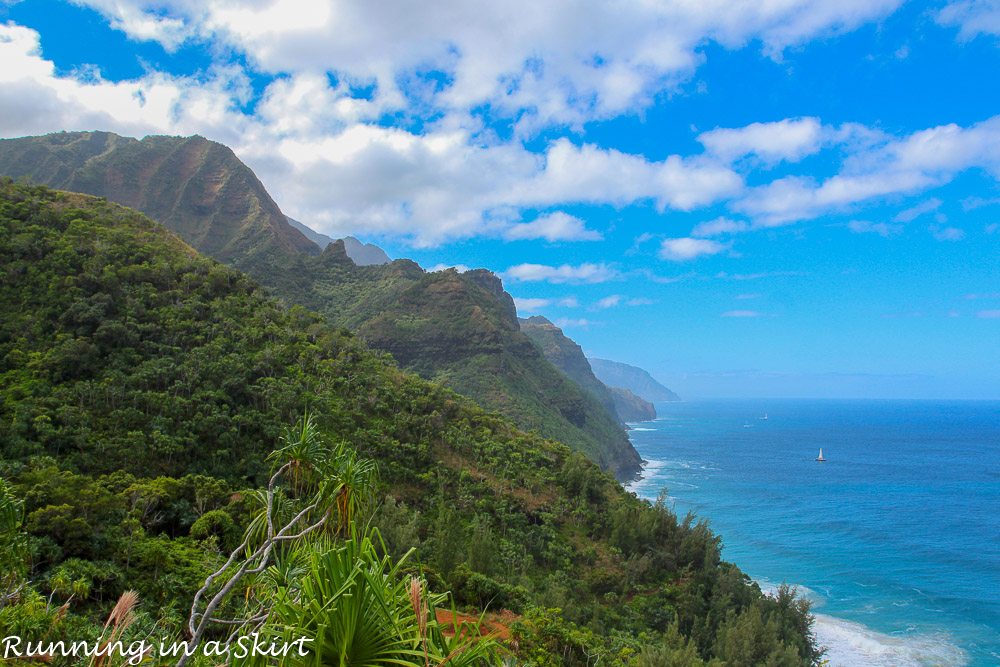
(0, 181, 820, 665)
(0, 131, 641, 479)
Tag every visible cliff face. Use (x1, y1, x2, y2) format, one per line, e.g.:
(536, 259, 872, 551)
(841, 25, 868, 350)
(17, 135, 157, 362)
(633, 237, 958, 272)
(609, 387, 657, 422)
(589, 358, 680, 403)
(0, 131, 641, 479)
(0, 132, 318, 274)
(519, 316, 621, 422)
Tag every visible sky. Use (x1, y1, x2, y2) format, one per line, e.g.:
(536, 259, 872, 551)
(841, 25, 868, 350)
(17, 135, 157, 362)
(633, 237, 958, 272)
(1, 0, 998, 399)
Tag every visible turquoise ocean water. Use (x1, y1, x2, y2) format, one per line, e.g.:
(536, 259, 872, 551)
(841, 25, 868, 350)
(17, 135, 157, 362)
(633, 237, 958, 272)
(625, 399, 999, 667)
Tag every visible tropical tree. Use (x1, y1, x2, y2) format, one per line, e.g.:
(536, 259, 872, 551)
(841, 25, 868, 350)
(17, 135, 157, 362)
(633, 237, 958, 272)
(182, 414, 502, 666)
(238, 533, 503, 667)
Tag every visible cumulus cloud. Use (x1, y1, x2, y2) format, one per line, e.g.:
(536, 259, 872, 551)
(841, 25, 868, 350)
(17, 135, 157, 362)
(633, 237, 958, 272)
(7, 5, 998, 246)
(735, 115, 1000, 225)
(502, 212, 602, 242)
(69, 0, 905, 128)
(691, 217, 750, 237)
(512, 297, 552, 313)
(699, 117, 824, 163)
(595, 295, 622, 309)
(659, 237, 729, 261)
(0, 21, 745, 246)
(937, 1, 1000, 40)
(512, 295, 579, 312)
(504, 262, 618, 284)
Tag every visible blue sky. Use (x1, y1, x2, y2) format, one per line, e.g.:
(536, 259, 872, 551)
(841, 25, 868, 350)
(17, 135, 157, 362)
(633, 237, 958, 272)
(1, 0, 998, 398)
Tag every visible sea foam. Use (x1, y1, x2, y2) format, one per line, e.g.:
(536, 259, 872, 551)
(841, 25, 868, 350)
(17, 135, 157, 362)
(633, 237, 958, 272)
(813, 613, 967, 667)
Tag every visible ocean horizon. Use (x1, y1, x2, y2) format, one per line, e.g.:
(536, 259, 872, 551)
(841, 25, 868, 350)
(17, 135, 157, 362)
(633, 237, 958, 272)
(626, 398, 1000, 667)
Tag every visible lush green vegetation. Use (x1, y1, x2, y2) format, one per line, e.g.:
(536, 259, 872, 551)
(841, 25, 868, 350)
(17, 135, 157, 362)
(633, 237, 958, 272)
(0, 181, 820, 665)
(0, 132, 641, 478)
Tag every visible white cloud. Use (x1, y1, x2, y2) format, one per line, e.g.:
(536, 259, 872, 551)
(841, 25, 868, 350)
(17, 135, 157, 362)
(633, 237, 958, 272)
(512, 297, 551, 313)
(512, 295, 579, 312)
(0, 21, 745, 246)
(553, 318, 591, 329)
(591, 294, 654, 309)
(937, 1, 1000, 40)
(0, 22, 252, 142)
(427, 263, 471, 273)
(986, 223, 999, 234)
(962, 196, 1000, 210)
(7, 8, 1000, 247)
(69, 0, 905, 129)
(504, 262, 618, 284)
(699, 117, 824, 163)
(595, 295, 622, 309)
(931, 226, 966, 241)
(977, 310, 1000, 319)
(894, 198, 943, 222)
(520, 139, 742, 211)
(847, 219, 903, 237)
(721, 310, 762, 317)
(692, 217, 750, 237)
(502, 212, 601, 242)
(735, 115, 1000, 225)
(659, 237, 729, 261)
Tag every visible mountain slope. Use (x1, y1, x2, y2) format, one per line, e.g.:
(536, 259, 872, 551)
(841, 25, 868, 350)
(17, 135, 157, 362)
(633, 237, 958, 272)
(519, 315, 621, 422)
(590, 358, 681, 403)
(0, 181, 818, 665)
(289, 245, 641, 476)
(0, 131, 318, 273)
(0, 131, 640, 478)
(609, 386, 657, 422)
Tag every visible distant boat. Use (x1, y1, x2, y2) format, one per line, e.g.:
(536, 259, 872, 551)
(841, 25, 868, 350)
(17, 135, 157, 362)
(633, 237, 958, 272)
(760, 412, 768, 421)
(816, 448, 826, 462)
(743, 422, 751, 428)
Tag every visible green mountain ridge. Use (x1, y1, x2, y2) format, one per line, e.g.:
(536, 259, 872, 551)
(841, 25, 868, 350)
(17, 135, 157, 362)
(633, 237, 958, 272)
(520, 315, 623, 422)
(0, 131, 640, 479)
(0, 181, 819, 665)
(520, 316, 658, 423)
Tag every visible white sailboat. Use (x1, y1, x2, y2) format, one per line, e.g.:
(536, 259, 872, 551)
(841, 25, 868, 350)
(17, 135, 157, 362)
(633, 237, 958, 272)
(816, 448, 826, 462)
(760, 412, 768, 421)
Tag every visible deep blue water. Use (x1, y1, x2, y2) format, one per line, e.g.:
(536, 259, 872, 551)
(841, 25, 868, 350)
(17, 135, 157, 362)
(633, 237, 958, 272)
(625, 399, 1000, 667)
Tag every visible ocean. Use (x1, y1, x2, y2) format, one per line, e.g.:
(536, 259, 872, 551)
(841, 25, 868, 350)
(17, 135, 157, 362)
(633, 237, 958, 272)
(625, 399, 1000, 667)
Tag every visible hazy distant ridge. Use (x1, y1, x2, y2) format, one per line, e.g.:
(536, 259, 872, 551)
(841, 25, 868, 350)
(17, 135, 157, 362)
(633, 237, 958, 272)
(589, 358, 680, 403)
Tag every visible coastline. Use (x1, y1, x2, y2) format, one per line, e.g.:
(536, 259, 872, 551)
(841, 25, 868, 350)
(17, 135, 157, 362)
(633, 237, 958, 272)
(623, 399, 998, 666)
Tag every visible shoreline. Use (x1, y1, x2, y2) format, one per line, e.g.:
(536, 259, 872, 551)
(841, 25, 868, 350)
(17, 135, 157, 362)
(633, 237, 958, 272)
(623, 404, 986, 666)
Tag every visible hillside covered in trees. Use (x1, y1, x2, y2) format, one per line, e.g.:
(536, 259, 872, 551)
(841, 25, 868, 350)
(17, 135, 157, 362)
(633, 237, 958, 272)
(0, 181, 819, 665)
(0, 131, 641, 479)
